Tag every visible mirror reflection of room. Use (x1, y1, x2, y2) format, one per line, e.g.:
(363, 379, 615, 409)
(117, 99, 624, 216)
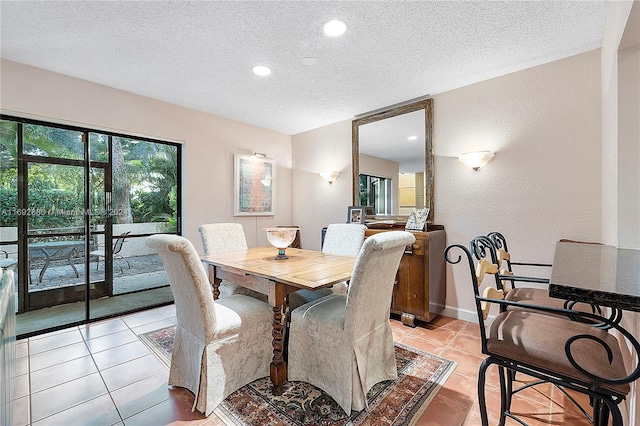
(357, 107, 426, 216)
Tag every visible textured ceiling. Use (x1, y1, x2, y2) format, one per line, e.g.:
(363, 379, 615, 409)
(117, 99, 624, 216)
(1, 1, 610, 136)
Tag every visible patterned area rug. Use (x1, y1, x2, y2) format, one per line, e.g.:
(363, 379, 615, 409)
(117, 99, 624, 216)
(139, 325, 456, 426)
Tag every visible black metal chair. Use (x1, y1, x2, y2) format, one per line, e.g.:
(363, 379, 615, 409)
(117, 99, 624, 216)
(90, 231, 131, 273)
(476, 235, 621, 327)
(487, 231, 552, 279)
(445, 242, 639, 426)
(0, 250, 17, 271)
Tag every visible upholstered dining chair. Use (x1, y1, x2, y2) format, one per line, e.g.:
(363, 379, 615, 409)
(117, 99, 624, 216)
(322, 223, 368, 257)
(198, 223, 268, 302)
(146, 234, 272, 416)
(445, 242, 639, 426)
(288, 223, 367, 309)
(288, 231, 416, 415)
(321, 223, 367, 295)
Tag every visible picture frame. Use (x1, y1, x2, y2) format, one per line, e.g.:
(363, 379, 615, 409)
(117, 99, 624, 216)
(347, 206, 365, 224)
(234, 153, 276, 216)
(405, 208, 429, 231)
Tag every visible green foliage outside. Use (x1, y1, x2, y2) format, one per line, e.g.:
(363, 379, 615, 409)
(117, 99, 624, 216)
(0, 120, 178, 230)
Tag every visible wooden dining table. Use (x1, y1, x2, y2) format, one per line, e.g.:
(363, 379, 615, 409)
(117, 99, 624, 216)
(201, 246, 356, 394)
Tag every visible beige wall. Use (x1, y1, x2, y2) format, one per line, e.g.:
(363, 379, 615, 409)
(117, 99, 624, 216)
(601, 1, 639, 423)
(0, 59, 293, 250)
(436, 49, 602, 316)
(293, 49, 603, 317)
(291, 120, 353, 249)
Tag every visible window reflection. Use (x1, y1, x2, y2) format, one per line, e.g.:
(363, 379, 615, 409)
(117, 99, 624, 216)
(359, 174, 392, 215)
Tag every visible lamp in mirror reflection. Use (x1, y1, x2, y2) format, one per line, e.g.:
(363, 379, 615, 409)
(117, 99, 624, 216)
(320, 171, 340, 184)
(458, 150, 495, 171)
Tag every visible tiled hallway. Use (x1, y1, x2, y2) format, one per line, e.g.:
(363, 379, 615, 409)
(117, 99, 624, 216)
(11, 305, 595, 425)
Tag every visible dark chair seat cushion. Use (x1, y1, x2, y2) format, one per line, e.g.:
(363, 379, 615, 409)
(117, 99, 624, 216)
(486, 310, 630, 395)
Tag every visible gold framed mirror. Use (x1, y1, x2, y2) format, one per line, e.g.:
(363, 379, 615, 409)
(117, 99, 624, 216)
(352, 98, 433, 221)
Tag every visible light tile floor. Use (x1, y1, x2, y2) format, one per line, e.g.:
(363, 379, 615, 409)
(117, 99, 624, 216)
(11, 305, 596, 425)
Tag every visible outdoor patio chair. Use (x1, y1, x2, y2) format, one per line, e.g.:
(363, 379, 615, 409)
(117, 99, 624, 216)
(0, 250, 17, 271)
(146, 234, 272, 416)
(90, 231, 131, 273)
(288, 231, 415, 414)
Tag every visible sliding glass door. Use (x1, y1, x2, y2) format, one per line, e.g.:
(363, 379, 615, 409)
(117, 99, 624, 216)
(0, 116, 181, 337)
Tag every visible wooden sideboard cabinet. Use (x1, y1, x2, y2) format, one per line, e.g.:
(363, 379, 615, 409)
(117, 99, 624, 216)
(364, 225, 446, 327)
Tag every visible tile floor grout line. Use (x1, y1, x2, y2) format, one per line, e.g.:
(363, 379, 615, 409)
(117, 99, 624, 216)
(83, 323, 127, 425)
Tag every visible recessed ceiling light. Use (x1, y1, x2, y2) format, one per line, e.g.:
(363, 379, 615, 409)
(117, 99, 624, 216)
(408, 136, 418, 141)
(252, 65, 271, 76)
(323, 19, 346, 37)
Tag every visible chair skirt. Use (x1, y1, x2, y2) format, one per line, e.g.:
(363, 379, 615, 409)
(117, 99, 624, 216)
(169, 294, 272, 416)
(288, 294, 397, 414)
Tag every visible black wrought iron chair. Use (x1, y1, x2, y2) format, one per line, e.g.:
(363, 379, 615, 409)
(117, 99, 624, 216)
(445, 242, 639, 426)
(487, 231, 552, 278)
(475, 235, 621, 327)
(90, 231, 131, 273)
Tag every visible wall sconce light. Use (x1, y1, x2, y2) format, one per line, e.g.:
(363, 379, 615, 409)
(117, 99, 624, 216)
(253, 152, 266, 158)
(320, 171, 340, 184)
(458, 150, 495, 171)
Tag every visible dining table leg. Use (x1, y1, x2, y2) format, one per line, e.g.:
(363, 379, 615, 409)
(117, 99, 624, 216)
(269, 283, 288, 395)
(270, 303, 287, 395)
(207, 264, 288, 395)
(207, 264, 221, 300)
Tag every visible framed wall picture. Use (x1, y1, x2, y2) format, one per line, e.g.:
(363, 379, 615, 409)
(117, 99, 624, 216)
(234, 153, 276, 216)
(347, 206, 365, 224)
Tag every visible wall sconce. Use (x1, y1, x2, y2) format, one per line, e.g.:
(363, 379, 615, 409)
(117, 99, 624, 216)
(458, 150, 495, 171)
(320, 171, 340, 184)
(253, 152, 266, 158)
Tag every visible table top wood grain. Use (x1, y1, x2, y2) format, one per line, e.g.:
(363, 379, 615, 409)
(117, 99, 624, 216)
(201, 247, 356, 290)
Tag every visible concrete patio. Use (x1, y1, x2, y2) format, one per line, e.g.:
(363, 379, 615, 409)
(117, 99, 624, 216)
(13, 254, 175, 336)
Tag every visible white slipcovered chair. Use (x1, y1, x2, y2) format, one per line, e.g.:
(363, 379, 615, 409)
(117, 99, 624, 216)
(198, 223, 268, 302)
(288, 223, 367, 309)
(288, 231, 416, 414)
(145, 234, 272, 416)
(322, 223, 368, 256)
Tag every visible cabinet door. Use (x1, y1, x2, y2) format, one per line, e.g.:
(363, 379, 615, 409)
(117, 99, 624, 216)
(392, 253, 425, 316)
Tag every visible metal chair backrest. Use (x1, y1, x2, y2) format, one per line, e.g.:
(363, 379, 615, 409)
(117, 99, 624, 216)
(113, 231, 131, 255)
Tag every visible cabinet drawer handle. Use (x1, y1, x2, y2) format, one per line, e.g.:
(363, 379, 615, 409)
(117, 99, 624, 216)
(404, 243, 421, 255)
(408, 293, 417, 299)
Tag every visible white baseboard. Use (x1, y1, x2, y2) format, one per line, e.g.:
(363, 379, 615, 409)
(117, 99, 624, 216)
(440, 306, 479, 324)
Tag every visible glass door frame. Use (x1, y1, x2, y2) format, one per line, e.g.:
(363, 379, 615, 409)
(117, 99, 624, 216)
(17, 127, 111, 315)
(4, 113, 182, 335)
